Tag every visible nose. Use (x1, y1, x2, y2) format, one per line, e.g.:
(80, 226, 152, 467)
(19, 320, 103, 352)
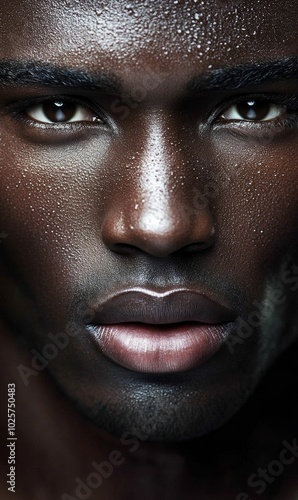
(101, 119, 215, 258)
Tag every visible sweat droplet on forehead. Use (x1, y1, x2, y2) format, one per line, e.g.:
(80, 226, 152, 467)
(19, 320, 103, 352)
(3, 0, 294, 75)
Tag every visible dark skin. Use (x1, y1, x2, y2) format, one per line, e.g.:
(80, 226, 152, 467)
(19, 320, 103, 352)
(0, 0, 298, 498)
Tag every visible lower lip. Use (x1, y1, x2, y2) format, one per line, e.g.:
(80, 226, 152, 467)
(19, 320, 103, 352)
(89, 322, 234, 373)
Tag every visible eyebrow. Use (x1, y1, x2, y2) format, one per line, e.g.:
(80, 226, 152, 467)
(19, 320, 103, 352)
(188, 57, 298, 94)
(0, 60, 122, 93)
(0, 57, 297, 96)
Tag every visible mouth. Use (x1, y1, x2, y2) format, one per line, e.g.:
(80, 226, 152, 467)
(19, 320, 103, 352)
(86, 287, 237, 374)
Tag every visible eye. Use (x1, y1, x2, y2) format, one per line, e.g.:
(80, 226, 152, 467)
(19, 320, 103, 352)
(25, 100, 99, 124)
(221, 99, 287, 122)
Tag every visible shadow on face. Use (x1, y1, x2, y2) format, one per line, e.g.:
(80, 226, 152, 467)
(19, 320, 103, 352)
(0, 0, 298, 440)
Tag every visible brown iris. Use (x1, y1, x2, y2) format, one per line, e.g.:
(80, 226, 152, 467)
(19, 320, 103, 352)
(39, 101, 77, 122)
(236, 100, 272, 121)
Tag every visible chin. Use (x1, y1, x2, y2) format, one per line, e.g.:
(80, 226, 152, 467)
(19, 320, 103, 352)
(60, 368, 260, 442)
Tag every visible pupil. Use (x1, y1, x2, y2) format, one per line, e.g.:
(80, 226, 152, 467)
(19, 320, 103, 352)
(43, 101, 77, 122)
(236, 100, 270, 121)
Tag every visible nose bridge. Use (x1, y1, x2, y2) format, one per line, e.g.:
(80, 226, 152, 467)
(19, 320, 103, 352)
(136, 117, 184, 231)
(101, 113, 215, 257)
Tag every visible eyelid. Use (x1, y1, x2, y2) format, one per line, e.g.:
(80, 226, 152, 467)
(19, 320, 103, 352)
(26, 101, 98, 124)
(212, 92, 298, 123)
(5, 94, 108, 125)
(221, 102, 286, 122)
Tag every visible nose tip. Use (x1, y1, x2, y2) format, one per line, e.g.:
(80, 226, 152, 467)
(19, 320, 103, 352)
(101, 117, 216, 258)
(101, 203, 215, 258)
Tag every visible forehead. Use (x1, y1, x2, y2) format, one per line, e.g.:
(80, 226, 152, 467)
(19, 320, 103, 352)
(0, 0, 298, 84)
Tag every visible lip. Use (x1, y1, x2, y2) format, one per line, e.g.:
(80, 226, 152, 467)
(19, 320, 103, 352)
(87, 288, 237, 373)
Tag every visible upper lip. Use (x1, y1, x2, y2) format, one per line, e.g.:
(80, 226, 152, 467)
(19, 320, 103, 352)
(88, 287, 237, 325)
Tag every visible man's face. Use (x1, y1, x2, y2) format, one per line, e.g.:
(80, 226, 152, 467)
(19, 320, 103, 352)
(1, 0, 298, 441)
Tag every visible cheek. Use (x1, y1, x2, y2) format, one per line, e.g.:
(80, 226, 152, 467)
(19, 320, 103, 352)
(0, 137, 112, 318)
(0, 133, 111, 249)
(212, 135, 298, 270)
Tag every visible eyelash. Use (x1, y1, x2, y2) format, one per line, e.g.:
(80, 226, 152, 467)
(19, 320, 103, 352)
(6, 95, 108, 129)
(5, 92, 298, 135)
(212, 93, 298, 130)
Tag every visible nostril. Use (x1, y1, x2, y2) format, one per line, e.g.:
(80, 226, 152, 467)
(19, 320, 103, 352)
(101, 194, 216, 258)
(111, 243, 140, 255)
(171, 241, 213, 257)
(183, 242, 213, 254)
